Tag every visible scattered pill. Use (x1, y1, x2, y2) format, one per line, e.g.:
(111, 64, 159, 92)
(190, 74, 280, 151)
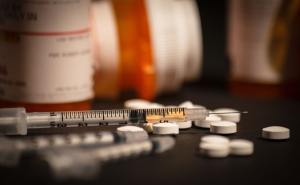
(262, 126, 290, 140)
(178, 101, 194, 108)
(124, 99, 151, 109)
(213, 108, 240, 123)
(139, 123, 154, 133)
(117, 126, 145, 132)
(193, 104, 205, 108)
(194, 114, 222, 128)
(201, 135, 230, 145)
(147, 102, 165, 108)
(153, 123, 179, 135)
(199, 143, 229, 158)
(210, 121, 237, 134)
(175, 121, 192, 129)
(165, 105, 178, 108)
(229, 139, 254, 156)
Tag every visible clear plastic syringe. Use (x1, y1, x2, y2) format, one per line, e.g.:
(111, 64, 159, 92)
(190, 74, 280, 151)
(0, 107, 245, 135)
(0, 130, 149, 167)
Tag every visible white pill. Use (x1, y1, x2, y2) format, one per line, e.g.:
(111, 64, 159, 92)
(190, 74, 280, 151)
(139, 123, 153, 133)
(124, 99, 151, 109)
(117, 126, 145, 132)
(210, 121, 237, 134)
(194, 114, 222, 128)
(178, 101, 194, 108)
(146, 102, 164, 108)
(165, 105, 177, 108)
(229, 139, 254, 156)
(199, 143, 229, 158)
(213, 108, 240, 123)
(193, 104, 205, 108)
(262, 126, 290, 140)
(175, 121, 192, 129)
(201, 135, 230, 145)
(153, 123, 179, 135)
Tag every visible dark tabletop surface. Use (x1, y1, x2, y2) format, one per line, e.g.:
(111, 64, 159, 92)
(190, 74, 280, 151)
(1, 83, 299, 185)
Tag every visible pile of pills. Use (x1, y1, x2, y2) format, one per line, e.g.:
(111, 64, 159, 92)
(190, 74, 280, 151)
(120, 99, 290, 161)
(122, 99, 242, 135)
(199, 135, 254, 158)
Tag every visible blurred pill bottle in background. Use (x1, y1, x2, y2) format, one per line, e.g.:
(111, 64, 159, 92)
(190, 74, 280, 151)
(91, 0, 203, 101)
(227, 0, 300, 98)
(0, 0, 94, 111)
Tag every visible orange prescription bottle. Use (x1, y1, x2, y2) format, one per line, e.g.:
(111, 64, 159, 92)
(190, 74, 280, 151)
(0, 0, 94, 112)
(91, 0, 203, 101)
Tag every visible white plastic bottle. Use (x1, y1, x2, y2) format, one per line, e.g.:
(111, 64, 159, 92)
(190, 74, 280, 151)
(0, 0, 94, 111)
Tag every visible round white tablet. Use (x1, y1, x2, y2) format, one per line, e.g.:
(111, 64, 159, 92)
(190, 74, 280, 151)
(229, 139, 254, 156)
(124, 99, 151, 109)
(210, 121, 237, 134)
(139, 123, 153, 133)
(175, 121, 192, 129)
(194, 114, 222, 128)
(200, 135, 230, 145)
(165, 105, 177, 108)
(262, 126, 290, 140)
(146, 102, 165, 108)
(213, 108, 240, 123)
(153, 123, 179, 135)
(178, 101, 194, 108)
(117, 126, 145, 132)
(193, 104, 205, 108)
(199, 143, 229, 158)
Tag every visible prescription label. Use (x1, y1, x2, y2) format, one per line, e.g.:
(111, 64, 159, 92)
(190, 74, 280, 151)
(0, 0, 94, 103)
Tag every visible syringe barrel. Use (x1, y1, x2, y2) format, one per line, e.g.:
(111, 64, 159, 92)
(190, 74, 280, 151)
(185, 107, 208, 121)
(0, 108, 27, 135)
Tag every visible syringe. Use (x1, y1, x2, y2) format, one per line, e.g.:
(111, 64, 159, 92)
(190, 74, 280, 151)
(0, 130, 148, 167)
(44, 136, 175, 181)
(0, 107, 246, 135)
(0, 107, 208, 135)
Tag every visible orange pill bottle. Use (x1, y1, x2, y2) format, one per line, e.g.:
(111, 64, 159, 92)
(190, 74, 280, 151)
(91, 0, 203, 101)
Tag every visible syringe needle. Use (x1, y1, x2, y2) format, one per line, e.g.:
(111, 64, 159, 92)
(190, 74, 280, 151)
(210, 111, 248, 114)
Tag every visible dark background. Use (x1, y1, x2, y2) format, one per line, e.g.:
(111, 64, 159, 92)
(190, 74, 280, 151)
(1, 0, 300, 184)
